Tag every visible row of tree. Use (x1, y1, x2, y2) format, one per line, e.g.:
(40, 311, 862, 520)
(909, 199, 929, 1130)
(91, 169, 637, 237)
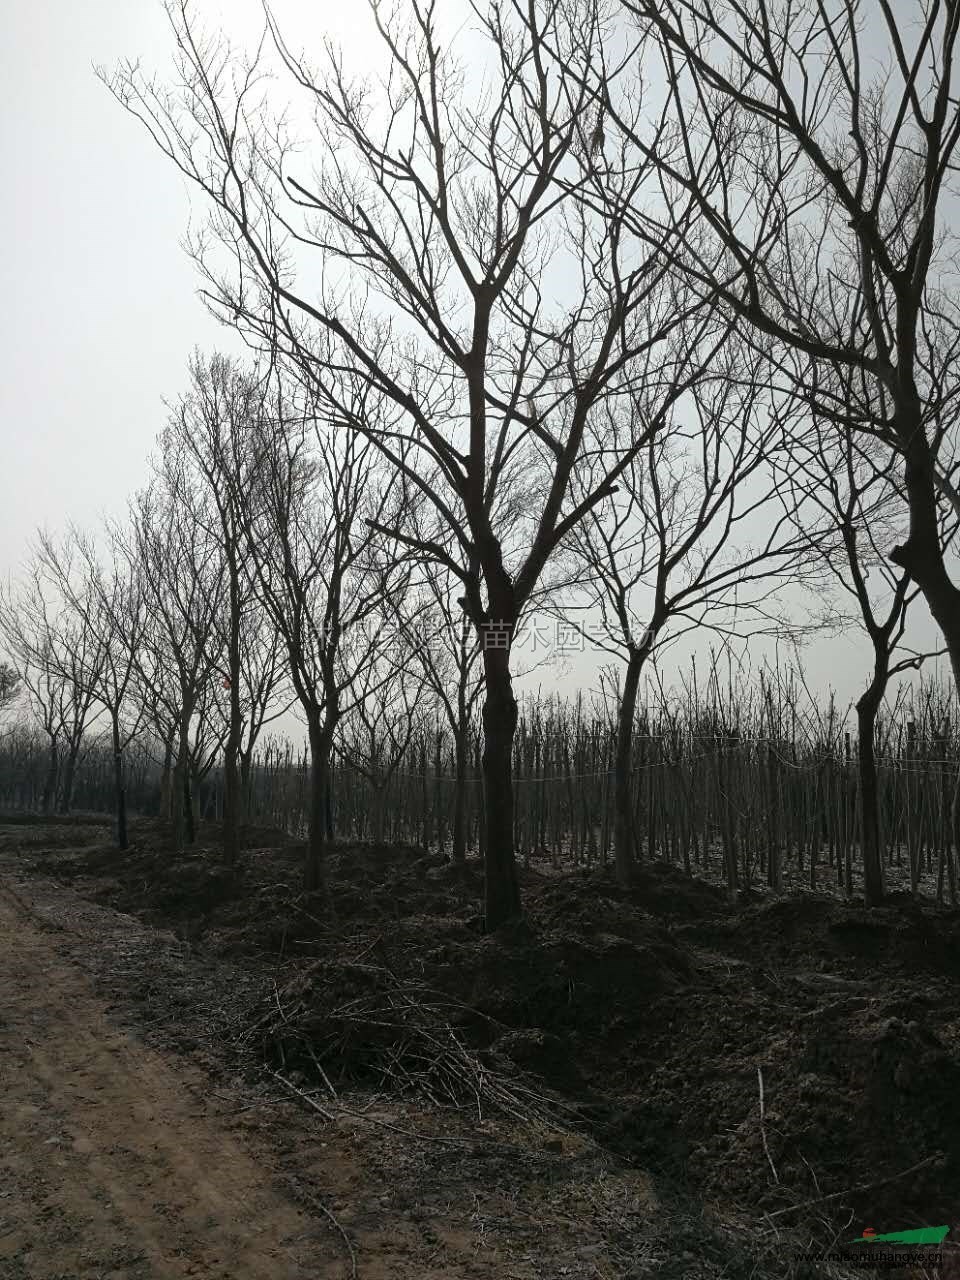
(8, 0, 960, 927)
(4, 657, 959, 904)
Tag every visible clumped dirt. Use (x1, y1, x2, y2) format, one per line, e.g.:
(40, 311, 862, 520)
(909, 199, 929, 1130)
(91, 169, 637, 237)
(0, 878, 324, 1279)
(5, 815, 960, 1278)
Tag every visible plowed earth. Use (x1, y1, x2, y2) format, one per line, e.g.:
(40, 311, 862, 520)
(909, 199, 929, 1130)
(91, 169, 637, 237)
(2, 816, 959, 1279)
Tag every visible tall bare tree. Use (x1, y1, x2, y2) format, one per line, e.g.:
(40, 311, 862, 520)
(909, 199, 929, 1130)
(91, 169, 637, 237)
(606, 0, 960, 703)
(562, 343, 819, 887)
(239, 375, 407, 892)
(775, 375, 958, 904)
(122, 453, 226, 848)
(35, 526, 148, 848)
(105, 0, 716, 925)
(167, 350, 283, 863)
(0, 552, 106, 814)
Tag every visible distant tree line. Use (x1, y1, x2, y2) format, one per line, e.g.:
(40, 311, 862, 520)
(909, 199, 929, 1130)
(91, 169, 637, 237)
(1, 659, 957, 904)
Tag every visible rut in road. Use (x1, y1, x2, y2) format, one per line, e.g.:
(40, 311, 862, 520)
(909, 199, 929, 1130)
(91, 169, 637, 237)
(0, 880, 337, 1280)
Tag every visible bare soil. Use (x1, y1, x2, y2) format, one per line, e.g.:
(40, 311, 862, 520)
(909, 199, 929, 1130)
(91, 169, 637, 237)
(0, 878, 322, 1279)
(2, 816, 960, 1279)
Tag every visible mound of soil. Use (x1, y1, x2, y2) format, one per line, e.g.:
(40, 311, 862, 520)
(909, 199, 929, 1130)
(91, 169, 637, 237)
(685, 893, 960, 980)
(608, 969, 959, 1221)
(15, 816, 960, 1258)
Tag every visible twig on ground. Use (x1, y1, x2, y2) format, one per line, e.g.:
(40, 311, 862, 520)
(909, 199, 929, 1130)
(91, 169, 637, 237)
(763, 1155, 940, 1221)
(757, 1066, 779, 1185)
(270, 1069, 337, 1121)
(270, 1067, 467, 1144)
(281, 1175, 357, 1279)
(307, 1043, 339, 1101)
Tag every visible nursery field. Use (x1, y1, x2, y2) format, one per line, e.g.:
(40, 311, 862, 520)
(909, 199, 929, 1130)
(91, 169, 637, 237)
(1, 816, 958, 1279)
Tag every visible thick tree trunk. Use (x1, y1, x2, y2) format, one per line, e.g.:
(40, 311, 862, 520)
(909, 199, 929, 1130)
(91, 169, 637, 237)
(222, 707, 242, 866)
(222, 740, 241, 861)
(891, 415, 960, 691)
(58, 741, 80, 815)
(41, 738, 59, 814)
(111, 712, 128, 851)
(222, 558, 243, 866)
(856, 674, 886, 908)
(159, 735, 174, 819)
(451, 729, 469, 866)
(304, 715, 335, 894)
(887, 416, 960, 899)
(614, 648, 645, 886)
(480, 644, 521, 929)
(172, 711, 191, 851)
(239, 750, 252, 823)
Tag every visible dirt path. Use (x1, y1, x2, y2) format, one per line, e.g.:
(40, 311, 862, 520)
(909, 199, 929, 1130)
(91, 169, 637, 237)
(0, 854, 647, 1280)
(0, 879, 335, 1280)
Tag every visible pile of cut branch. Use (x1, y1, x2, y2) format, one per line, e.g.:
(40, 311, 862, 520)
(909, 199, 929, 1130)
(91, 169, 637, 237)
(238, 956, 572, 1128)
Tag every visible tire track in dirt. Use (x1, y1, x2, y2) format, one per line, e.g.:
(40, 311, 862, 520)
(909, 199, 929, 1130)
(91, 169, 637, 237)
(0, 879, 333, 1280)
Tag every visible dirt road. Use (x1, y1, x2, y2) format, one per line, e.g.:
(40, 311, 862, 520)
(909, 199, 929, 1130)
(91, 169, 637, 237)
(0, 879, 333, 1280)
(0, 853, 634, 1280)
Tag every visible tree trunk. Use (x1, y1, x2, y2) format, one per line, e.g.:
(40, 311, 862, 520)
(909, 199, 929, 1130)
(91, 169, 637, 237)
(766, 743, 781, 890)
(451, 728, 469, 866)
(184, 769, 196, 844)
(239, 750, 252, 823)
(111, 711, 128, 851)
(172, 711, 191, 851)
(222, 544, 243, 865)
(857, 676, 886, 908)
(58, 740, 80, 815)
(222, 703, 242, 866)
(949, 766, 960, 908)
(324, 765, 335, 841)
(41, 737, 59, 814)
(716, 744, 739, 901)
(304, 715, 335, 894)
(613, 647, 645, 886)
(891, 413, 960, 692)
(481, 643, 521, 929)
(159, 735, 174, 819)
(475, 734, 485, 859)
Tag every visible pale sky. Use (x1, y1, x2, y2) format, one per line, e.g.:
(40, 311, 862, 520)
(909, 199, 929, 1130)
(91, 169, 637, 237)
(1, 1, 953, 723)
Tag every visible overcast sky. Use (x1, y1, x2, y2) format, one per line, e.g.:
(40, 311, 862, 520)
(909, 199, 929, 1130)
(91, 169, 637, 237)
(1, 1, 954, 723)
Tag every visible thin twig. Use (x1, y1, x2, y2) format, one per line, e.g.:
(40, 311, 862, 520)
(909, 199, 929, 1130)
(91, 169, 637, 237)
(763, 1155, 940, 1221)
(307, 1043, 339, 1101)
(270, 1068, 466, 1144)
(757, 1066, 779, 1185)
(271, 1068, 337, 1121)
(281, 1175, 357, 1279)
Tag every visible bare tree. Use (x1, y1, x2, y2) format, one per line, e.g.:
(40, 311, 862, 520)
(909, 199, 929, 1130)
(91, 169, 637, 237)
(775, 372, 958, 904)
(605, 0, 960, 704)
(104, 0, 717, 926)
(167, 350, 287, 863)
(385, 554, 485, 865)
(239, 374, 407, 892)
(35, 526, 148, 847)
(122, 451, 226, 848)
(0, 664, 19, 722)
(562, 344, 818, 887)
(0, 551, 106, 814)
